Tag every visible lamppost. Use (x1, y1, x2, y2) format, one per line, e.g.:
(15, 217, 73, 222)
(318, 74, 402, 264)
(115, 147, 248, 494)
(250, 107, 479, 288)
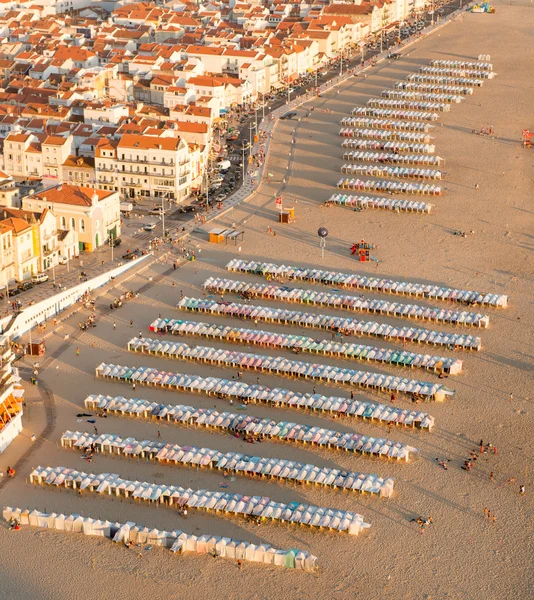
(286, 76, 292, 104)
(241, 141, 248, 181)
(161, 191, 166, 236)
(109, 233, 114, 263)
(249, 122, 255, 160)
(318, 227, 328, 258)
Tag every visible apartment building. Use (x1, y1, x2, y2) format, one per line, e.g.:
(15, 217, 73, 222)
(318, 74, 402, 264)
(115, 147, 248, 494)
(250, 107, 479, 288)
(95, 134, 193, 202)
(0, 223, 14, 290)
(0, 216, 38, 281)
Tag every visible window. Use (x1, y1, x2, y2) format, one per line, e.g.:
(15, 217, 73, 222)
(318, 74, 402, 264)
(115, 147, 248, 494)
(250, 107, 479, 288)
(71, 218, 75, 230)
(80, 219, 86, 233)
(61, 216, 66, 229)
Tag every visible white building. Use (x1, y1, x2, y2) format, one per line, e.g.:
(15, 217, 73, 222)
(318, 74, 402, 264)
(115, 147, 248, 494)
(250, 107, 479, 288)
(23, 184, 121, 252)
(95, 133, 193, 202)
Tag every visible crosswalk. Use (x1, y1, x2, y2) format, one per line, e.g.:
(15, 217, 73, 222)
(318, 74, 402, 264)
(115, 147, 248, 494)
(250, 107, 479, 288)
(132, 232, 153, 241)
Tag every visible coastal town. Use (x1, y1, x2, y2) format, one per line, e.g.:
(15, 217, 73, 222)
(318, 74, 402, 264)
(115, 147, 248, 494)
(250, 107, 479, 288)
(0, 0, 531, 598)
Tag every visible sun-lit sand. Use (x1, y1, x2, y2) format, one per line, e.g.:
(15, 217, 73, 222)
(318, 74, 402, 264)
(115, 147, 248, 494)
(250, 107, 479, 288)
(0, 3, 533, 599)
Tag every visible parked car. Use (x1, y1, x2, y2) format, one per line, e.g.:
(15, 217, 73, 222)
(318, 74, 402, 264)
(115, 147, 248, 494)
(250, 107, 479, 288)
(149, 208, 167, 216)
(387, 52, 401, 60)
(178, 204, 197, 213)
(17, 281, 34, 291)
(122, 249, 141, 260)
(32, 273, 49, 284)
(8, 287, 21, 297)
(143, 223, 157, 231)
(58, 256, 68, 265)
(112, 237, 121, 247)
(280, 111, 297, 120)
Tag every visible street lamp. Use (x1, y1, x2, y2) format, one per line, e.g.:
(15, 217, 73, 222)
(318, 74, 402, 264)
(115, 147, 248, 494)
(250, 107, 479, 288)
(241, 141, 248, 181)
(109, 232, 114, 263)
(318, 226, 328, 258)
(249, 122, 255, 160)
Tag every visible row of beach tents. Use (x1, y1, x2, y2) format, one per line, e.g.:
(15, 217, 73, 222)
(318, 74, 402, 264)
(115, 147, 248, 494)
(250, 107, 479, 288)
(381, 90, 464, 104)
(395, 81, 473, 96)
(341, 139, 436, 154)
(203, 277, 490, 328)
(395, 82, 474, 95)
(419, 66, 496, 79)
(146, 321, 463, 374)
(125, 339, 454, 401)
(340, 164, 442, 180)
(3, 507, 318, 570)
(430, 59, 493, 71)
(342, 151, 442, 166)
(367, 99, 451, 112)
(339, 117, 434, 132)
(29, 466, 371, 536)
(88, 368, 435, 427)
(351, 106, 440, 121)
(328, 193, 432, 213)
(174, 297, 482, 349)
(336, 177, 442, 195)
(86, 389, 421, 458)
(61, 430, 395, 497)
(339, 128, 431, 142)
(406, 73, 484, 87)
(224, 259, 508, 308)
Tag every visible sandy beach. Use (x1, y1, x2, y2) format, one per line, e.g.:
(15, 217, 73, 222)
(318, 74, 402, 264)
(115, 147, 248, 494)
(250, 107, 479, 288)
(1, 3, 533, 599)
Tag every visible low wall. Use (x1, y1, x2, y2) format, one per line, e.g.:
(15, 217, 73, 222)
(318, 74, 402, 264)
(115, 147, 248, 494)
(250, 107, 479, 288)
(4, 254, 151, 341)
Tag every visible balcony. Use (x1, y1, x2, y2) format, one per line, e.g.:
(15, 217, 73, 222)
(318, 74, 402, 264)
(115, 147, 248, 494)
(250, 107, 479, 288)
(41, 245, 58, 257)
(119, 157, 174, 166)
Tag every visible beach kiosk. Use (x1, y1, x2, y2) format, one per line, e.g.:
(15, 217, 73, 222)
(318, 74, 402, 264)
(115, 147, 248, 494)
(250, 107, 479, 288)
(209, 228, 227, 244)
(209, 228, 244, 246)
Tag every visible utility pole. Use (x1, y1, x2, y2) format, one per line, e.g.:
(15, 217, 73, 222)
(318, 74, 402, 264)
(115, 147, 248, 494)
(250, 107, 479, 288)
(241, 143, 247, 181)
(109, 233, 114, 263)
(340, 49, 343, 76)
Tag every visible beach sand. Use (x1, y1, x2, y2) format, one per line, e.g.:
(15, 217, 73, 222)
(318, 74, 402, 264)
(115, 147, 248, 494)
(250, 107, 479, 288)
(0, 3, 533, 599)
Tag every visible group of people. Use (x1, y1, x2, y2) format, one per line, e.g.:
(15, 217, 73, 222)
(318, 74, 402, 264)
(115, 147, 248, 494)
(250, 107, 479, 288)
(462, 439, 497, 472)
(411, 516, 434, 534)
(78, 314, 96, 331)
(472, 125, 494, 136)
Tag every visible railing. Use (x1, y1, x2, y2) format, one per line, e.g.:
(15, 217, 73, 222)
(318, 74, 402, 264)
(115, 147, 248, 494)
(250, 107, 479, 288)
(119, 157, 174, 166)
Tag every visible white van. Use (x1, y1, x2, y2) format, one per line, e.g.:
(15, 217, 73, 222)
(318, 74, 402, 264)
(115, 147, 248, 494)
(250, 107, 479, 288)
(217, 159, 231, 171)
(32, 273, 49, 284)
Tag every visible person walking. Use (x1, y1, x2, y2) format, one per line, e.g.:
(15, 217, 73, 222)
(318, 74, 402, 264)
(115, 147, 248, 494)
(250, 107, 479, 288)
(113, 322, 116, 330)
(157, 431, 161, 440)
(130, 319, 133, 327)
(132, 382, 136, 391)
(76, 347, 80, 356)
